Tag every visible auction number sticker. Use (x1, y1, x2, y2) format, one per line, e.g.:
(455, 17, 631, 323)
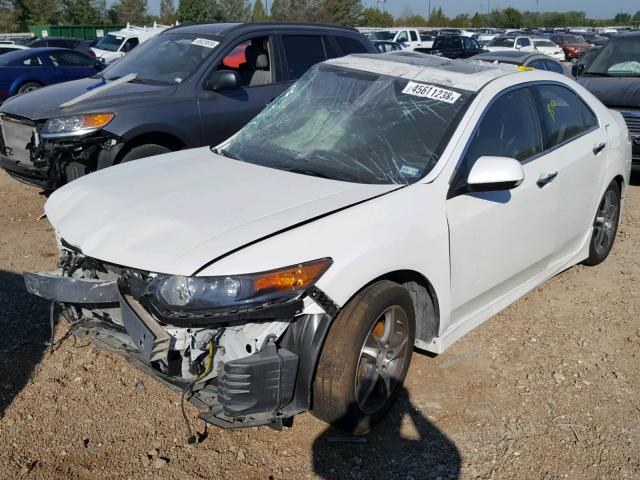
(402, 81, 461, 104)
(192, 38, 219, 49)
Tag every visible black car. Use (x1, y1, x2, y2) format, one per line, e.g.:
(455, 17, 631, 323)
(0, 22, 375, 189)
(472, 51, 566, 75)
(416, 35, 486, 59)
(29, 37, 95, 57)
(575, 32, 640, 172)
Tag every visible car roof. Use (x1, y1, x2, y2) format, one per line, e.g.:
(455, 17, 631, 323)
(167, 21, 358, 37)
(612, 32, 640, 40)
(324, 52, 518, 92)
(474, 51, 537, 61)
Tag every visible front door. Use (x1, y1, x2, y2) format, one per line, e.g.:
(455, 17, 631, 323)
(196, 34, 288, 146)
(446, 86, 557, 321)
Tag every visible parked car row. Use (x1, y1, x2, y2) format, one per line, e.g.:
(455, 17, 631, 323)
(0, 22, 374, 189)
(0, 22, 635, 435)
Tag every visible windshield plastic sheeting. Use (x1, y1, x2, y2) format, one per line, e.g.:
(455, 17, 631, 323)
(224, 64, 473, 185)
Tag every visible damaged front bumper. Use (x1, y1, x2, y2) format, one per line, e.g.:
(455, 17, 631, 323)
(0, 114, 122, 189)
(24, 266, 332, 430)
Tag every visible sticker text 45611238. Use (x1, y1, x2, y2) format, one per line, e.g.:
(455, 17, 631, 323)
(402, 81, 461, 104)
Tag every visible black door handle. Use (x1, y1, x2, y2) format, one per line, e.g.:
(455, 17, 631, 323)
(537, 171, 558, 187)
(593, 142, 606, 155)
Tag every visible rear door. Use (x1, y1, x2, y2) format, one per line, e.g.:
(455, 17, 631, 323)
(531, 83, 608, 261)
(46, 51, 98, 82)
(446, 86, 557, 320)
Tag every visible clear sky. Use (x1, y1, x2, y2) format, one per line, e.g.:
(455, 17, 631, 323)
(146, 0, 639, 20)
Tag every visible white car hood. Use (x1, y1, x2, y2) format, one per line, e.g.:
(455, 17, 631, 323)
(45, 148, 397, 276)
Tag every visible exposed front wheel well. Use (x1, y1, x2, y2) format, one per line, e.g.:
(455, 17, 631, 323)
(115, 132, 186, 164)
(613, 174, 624, 196)
(353, 270, 440, 345)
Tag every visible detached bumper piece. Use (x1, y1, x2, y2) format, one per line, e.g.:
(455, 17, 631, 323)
(24, 271, 119, 304)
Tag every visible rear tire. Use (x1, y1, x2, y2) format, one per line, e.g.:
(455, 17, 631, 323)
(120, 144, 171, 163)
(17, 82, 41, 94)
(583, 180, 621, 266)
(312, 280, 415, 434)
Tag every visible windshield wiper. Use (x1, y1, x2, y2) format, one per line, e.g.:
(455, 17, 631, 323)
(283, 168, 334, 180)
(212, 147, 237, 160)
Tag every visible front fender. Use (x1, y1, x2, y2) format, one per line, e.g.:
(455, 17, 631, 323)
(198, 184, 453, 335)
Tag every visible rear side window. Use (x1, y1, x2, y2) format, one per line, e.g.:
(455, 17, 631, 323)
(464, 88, 542, 169)
(333, 36, 368, 55)
(282, 35, 326, 80)
(517, 38, 531, 47)
(48, 51, 94, 67)
(534, 84, 595, 148)
(543, 60, 563, 73)
(20, 55, 43, 66)
(410, 31, 418, 42)
(579, 98, 598, 129)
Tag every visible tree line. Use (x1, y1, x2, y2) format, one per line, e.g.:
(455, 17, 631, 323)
(1, 0, 639, 33)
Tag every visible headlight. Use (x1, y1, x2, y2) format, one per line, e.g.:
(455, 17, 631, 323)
(41, 113, 114, 138)
(147, 258, 332, 317)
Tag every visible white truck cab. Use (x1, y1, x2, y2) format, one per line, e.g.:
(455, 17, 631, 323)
(91, 23, 172, 64)
(363, 27, 424, 51)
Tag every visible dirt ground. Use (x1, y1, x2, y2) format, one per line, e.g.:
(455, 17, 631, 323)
(0, 169, 638, 480)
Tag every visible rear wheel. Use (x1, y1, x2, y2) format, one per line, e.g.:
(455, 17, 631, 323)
(312, 280, 415, 434)
(120, 144, 171, 163)
(583, 180, 621, 266)
(17, 82, 41, 94)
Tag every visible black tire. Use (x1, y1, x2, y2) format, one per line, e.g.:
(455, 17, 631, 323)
(17, 82, 42, 94)
(583, 180, 621, 266)
(312, 280, 415, 434)
(119, 144, 171, 163)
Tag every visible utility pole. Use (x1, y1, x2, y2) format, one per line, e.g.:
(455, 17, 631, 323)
(487, 0, 490, 14)
(428, 0, 431, 23)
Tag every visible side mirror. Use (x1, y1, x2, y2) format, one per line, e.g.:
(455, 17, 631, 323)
(467, 156, 525, 192)
(572, 63, 586, 77)
(205, 70, 241, 92)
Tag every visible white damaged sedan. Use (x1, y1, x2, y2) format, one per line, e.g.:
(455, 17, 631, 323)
(25, 52, 631, 433)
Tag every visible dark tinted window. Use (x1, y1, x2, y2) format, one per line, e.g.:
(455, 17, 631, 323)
(410, 31, 418, 42)
(48, 51, 93, 67)
(334, 36, 368, 55)
(579, 98, 598, 129)
(543, 59, 563, 73)
(516, 37, 531, 47)
(534, 84, 593, 148)
(122, 37, 139, 52)
(528, 59, 546, 70)
(462, 37, 473, 49)
(438, 36, 461, 49)
(20, 55, 43, 66)
(0, 47, 16, 54)
(30, 39, 47, 47)
(464, 88, 543, 166)
(282, 35, 326, 80)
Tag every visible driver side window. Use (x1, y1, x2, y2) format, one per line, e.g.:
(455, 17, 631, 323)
(452, 87, 543, 194)
(397, 31, 408, 43)
(216, 36, 272, 87)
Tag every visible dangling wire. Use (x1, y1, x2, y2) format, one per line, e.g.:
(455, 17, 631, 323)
(181, 341, 215, 445)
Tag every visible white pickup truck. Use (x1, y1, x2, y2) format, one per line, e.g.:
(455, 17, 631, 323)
(363, 28, 427, 50)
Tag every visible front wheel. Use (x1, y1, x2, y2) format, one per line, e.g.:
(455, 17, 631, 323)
(312, 280, 415, 434)
(17, 82, 42, 94)
(583, 180, 621, 266)
(119, 144, 171, 163)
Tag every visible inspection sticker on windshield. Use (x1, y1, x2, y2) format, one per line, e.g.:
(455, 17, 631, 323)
(192, 38, 219, 49)
(402, 81, 461, 104)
